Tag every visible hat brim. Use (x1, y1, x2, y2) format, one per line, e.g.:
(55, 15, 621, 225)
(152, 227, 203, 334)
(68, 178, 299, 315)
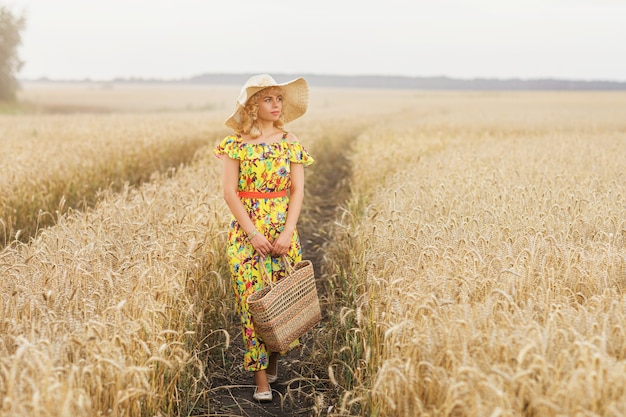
(224, 76, 309, 131)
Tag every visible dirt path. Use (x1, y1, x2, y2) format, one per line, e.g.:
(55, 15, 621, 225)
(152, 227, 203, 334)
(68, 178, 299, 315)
(196, 133, 355, 417)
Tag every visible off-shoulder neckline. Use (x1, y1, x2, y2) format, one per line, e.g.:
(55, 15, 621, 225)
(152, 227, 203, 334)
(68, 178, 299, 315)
(233, 132, 292, 146)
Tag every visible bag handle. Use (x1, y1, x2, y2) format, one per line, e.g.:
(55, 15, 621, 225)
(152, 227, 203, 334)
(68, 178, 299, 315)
(259, 258, 272, 287)
(258, 255, 295, 287)
(282, 255, 295, 274)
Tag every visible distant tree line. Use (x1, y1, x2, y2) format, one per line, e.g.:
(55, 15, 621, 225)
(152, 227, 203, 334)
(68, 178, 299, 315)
(86, 73, 626, 91)
(0, 4, 25, 102)
(186, 74, 626, 91)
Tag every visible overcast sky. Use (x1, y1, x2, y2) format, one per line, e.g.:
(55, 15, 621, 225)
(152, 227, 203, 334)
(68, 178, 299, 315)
(8, 0, 626, 81)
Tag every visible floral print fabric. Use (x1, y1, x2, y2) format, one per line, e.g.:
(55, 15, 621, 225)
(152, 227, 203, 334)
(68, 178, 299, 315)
(214, 133, 314, 371)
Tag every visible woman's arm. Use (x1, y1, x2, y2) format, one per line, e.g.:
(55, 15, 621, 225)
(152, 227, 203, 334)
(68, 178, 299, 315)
(222, 157, 273, 257)
(271, 162, 304, 256)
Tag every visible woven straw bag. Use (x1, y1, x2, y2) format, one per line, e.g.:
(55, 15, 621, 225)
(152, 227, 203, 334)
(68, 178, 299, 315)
(247, 256, 321, 352)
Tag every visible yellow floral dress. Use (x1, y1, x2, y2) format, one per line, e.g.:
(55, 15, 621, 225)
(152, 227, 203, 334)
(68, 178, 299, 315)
(214, 133, 314, 371)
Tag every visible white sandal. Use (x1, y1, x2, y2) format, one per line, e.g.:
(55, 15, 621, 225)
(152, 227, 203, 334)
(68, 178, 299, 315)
(253, 387, 273, 403)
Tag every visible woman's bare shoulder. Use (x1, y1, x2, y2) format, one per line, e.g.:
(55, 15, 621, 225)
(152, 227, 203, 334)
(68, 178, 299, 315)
(284, 132, 299, 143)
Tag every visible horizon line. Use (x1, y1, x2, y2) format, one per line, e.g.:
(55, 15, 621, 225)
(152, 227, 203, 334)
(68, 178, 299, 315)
(18, 72, 626, 85)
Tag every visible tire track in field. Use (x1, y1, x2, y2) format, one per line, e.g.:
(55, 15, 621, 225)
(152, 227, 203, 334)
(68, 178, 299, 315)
(202, 129, 356, 417)
(300, 132, 354, 281)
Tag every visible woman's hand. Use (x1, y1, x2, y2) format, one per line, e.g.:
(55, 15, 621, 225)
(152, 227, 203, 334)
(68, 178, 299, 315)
(250, 233, 273, 258)
(271, 230, 293, 256)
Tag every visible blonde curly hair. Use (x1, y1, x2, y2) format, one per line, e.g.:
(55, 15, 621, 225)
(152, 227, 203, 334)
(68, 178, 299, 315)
(237, 86, 285, 138)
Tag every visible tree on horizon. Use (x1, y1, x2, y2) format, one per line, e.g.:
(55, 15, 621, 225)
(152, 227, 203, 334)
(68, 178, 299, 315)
(0, 4, 25, 102)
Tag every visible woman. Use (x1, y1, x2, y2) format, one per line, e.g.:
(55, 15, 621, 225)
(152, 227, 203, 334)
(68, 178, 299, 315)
(214, 74, 314, 402)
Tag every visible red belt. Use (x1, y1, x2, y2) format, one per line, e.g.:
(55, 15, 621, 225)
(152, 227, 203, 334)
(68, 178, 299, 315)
(237, 190, 287, 199)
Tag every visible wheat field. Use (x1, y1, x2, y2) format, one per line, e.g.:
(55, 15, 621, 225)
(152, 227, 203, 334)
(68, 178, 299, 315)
(323, 92, 626, 416)
(1, 83, 626, 416)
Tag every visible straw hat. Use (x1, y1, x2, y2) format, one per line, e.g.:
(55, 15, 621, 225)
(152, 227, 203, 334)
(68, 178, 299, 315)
(224, 74, 309, 130)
